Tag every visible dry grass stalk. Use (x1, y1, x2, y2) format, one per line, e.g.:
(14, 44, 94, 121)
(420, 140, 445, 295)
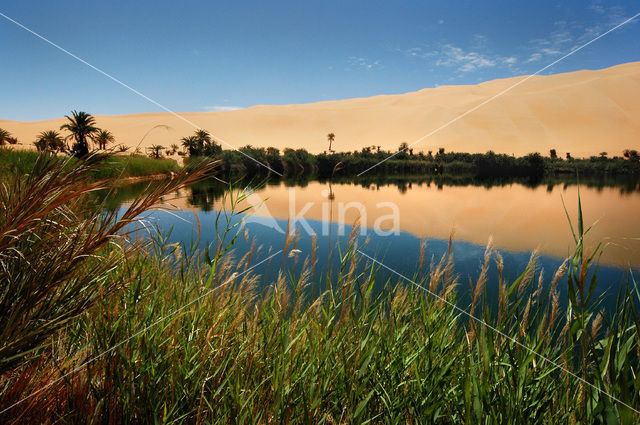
(419, 238, 427, 270)
(549, 259, 568, 297)
(518, 250, 538, 298)
(520, 298, 532, 339)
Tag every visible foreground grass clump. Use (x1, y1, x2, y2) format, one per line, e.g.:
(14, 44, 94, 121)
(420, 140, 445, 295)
(1, 154, 640, 423)
(0, 152, 210, 397)
(2, 233, 640, 423)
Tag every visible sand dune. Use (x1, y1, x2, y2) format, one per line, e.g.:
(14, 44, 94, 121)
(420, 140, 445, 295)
(2, 62, 640, 157)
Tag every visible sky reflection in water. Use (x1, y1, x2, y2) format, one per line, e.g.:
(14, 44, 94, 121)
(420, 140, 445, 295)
(115, 176, 640, 313)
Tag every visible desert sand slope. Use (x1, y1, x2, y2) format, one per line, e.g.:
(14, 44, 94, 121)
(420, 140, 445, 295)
(2, 62, 640, 157)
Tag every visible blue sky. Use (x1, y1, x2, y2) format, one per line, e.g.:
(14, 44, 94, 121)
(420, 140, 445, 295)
(1, 0, 638, 121)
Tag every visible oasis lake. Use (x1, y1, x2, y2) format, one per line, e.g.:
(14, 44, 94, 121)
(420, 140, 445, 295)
(108, 175, 640, 311)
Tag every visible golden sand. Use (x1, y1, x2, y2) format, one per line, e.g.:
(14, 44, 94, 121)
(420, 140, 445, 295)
(2, 62, 639, 158)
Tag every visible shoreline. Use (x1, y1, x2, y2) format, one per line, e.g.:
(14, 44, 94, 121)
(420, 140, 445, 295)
(113, 172, 175, 185)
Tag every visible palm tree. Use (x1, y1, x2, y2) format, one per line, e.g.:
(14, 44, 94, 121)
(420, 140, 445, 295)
(327, 133, 335, 152)
(170, 144, 180, 155)
(398, 142, 409, 160)
(195, 129, 210, 154)
(60, 111, 99, 157)
(623, 149, 639, 161)
(94, 129, 115, 150)
(194, 129, 222, 156)
(0, 128, 12, 146)
(194, 129, 211, 145)
(147, 144, 164, 159)
(34, 130, 65, 152)
(33, 139, 46, 152)
(181, 136, 200, 156)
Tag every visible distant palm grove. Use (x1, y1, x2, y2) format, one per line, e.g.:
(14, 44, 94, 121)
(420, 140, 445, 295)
(1, 110, 640, 179)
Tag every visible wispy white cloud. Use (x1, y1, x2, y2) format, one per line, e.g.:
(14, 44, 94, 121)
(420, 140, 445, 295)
(347, 56, 381, 70)
(435, 44, 496, 72)
(202, 105, 243, 111)
(526, 6, 638, 62)
(574, 4, 637, 48)
(401, 47, 437, 59)
(525, 52, 542, 63)
(471, 34, 489, 49)
(396, 4, 637, 77)
(588, 1, 605, 15)
(401, 41, 519, 74)
(526, 24, 574, 62)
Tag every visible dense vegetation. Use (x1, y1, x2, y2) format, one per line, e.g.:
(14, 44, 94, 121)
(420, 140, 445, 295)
(177, 130, 640, 179)
(0, 153, 639, 423)
(0, 149, 179, 180)
(1, 112, 182, 180)
(181, 144, 640, 179)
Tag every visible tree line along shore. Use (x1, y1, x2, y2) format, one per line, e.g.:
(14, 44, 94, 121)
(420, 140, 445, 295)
(2, 110, 640, 180)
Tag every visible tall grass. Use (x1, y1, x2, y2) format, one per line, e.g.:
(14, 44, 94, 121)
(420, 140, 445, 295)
(91, 155, 180, 179)
(0, 153, 212, 374)
(0, 149, 179, 180)
(0, 149, 40, 176)
(1, 154, 639, 423)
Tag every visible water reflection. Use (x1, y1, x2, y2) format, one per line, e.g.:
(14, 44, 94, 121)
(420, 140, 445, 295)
(106, 175, 640, 268)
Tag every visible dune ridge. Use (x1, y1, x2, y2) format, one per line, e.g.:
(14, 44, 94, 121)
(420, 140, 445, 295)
(2, 62, 640, 157)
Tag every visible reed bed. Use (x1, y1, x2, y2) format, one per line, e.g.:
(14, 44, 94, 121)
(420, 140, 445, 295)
(1, 154, 640, 424)
(0, 149, 179, 180)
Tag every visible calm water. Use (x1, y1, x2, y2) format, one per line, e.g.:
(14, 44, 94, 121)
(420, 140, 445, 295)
(110, 176, 640, 311)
